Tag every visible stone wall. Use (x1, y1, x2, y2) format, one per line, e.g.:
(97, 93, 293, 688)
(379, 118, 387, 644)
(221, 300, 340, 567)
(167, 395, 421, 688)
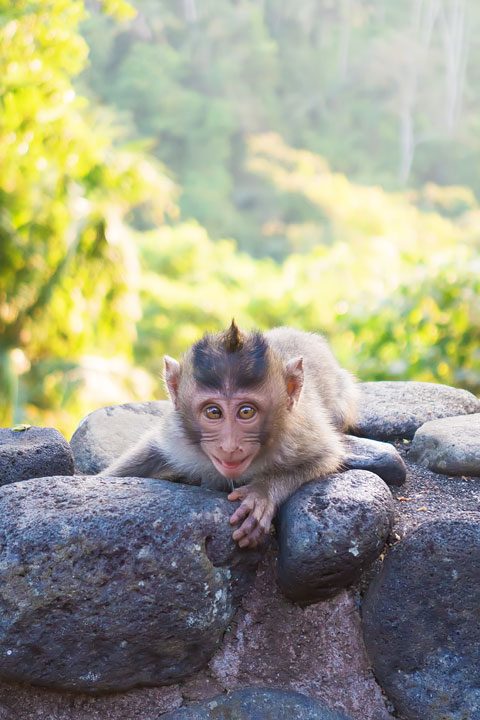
(0, 380, 478, 720)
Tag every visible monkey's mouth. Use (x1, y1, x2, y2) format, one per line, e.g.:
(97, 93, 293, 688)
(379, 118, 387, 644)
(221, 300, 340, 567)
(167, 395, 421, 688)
(210, 454, 254, 479)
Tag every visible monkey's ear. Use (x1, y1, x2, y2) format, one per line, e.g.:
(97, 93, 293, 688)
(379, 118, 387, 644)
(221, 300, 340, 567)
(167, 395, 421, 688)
(285, 356, 304, 409)
(164, 356, 181, 408)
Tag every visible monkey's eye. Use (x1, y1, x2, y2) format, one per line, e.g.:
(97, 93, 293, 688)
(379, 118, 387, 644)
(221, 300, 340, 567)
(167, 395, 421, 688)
(237, 405, 256, 420)
(204, 405, 222, 420)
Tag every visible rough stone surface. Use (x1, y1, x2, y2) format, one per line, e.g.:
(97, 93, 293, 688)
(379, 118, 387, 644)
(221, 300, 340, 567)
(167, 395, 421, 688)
(276, 471, 394, 602)
(0, 683, 183, 720)
(343, 435, 406, 486)
(0, 426, 73, 486)
(355, 381, 480, 440)
(0, 475, 260, 693)
(0, 551, 392, 720)
(2, 382, 480, 720)
(162, 688, 352, 719)
(408, 413, 480, 476)
(387, 442, 480, 538)
(360, 442, 480, 717)
(201, 552, 392, 720)
(70, 401, 171, 474)
(362, 516, 480, 720)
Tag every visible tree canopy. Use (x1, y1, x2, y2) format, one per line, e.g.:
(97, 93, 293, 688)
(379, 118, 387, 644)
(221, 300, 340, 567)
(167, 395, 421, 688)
(0, 0, 174, 428)
(81, 0, 480, 255)
(1, 0, 479, 435)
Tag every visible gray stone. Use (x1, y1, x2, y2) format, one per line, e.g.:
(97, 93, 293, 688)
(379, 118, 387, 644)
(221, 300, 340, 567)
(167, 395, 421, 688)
(356, 381, 480, 440)
(162, 688, 352, 719)
(0, 475, 260, 693)
(387, 452, 480, 540)
(0, 551, 392, 720)
(343, 435, 406, 486)
(70, 401, 171, 474)
(362, 516, 480, 720)
(0, 427, 73, 486)
(276, 471, 394, 603)
(204, 552, 392, 720)
(408, 413, 480, 476)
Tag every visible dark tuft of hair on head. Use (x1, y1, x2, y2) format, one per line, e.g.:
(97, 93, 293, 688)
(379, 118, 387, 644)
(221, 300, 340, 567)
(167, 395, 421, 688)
(191, 322, 269, 392)
(222, 319, 244, 353)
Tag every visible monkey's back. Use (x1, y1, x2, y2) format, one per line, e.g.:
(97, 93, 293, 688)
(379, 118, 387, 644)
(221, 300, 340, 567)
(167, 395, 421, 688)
(265, 327, 358, 431)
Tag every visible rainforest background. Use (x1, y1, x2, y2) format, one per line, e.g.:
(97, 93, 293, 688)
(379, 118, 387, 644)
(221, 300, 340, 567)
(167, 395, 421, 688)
(1, 0, 479, 435)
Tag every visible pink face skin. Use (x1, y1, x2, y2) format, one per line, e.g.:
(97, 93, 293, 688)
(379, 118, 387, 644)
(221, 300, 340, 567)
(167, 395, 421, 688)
(164, 353, 304, 549)
(195, 391, 268, 481)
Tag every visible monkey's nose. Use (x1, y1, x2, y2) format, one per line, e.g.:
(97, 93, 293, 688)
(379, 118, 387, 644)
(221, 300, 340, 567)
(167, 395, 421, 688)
(219, 442, 243, 456)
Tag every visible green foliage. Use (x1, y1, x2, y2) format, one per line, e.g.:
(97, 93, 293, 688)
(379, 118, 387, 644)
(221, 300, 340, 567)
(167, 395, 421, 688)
(0, 0, 479, 435)
(80, 0, 480, 257)
(0, 0, 175, 431)
(81, 0, 279, 244)
(345, 258, 480, 393)
(134, 136, 480, 400)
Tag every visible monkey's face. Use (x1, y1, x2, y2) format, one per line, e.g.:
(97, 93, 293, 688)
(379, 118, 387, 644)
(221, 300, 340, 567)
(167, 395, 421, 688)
(194, 390, 273, 480)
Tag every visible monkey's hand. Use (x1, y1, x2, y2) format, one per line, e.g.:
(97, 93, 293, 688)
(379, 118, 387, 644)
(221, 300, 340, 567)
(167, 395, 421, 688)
(228, 485, 275, 549)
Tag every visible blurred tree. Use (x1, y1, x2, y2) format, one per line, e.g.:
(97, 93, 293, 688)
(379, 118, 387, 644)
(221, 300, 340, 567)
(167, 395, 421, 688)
(82, 0, 278, 243)
(344, 256, 480, 392)
(133, 136, 480, 397)
(0, 0, 176, 430)
(2, 1, 479, 433)
(81, 0, 480, 260)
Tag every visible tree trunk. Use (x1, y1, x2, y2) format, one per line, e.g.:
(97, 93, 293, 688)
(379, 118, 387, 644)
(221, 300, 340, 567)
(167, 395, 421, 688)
(183, 0, 198, 23)
(338, 0, 352, 82)
(439, 0, 469, 134)
(398, 0, 441, 184)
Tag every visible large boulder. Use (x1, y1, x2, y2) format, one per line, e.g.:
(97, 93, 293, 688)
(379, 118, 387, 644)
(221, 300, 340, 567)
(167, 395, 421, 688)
(0, 475, 260, 693)
(0, 427, 73, 486)
(408, 414, 480, 476)
(276, 471, 394, 602)
(0, 552, 392, 720)
(356, 381, 480, 440)
(162, 688, 352, 719)
(362, 516, 480, 720)
(70, 401, 170, 474)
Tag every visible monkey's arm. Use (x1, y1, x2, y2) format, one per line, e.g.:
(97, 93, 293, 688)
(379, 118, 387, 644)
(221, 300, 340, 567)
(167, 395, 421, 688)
(228, 469, 315, 548)
(102, 432, 182, 481)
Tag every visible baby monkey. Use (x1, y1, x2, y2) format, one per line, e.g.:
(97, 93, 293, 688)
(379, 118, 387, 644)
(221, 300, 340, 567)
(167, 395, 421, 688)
(104, 322, 358, 548)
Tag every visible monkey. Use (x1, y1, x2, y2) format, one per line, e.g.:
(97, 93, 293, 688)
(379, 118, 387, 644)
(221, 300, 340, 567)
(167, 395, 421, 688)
(103, 321, 358, 549)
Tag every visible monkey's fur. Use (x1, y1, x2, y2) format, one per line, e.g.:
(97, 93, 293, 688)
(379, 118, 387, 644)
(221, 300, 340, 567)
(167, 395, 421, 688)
(104, 323, 358, 547)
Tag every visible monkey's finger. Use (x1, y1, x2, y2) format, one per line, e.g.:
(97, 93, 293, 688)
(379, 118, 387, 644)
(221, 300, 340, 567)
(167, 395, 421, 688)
(246, 524, 268, 546)
(238, 536, 253, 548)
(258, 509, 274, 532)
(232, 512, 258, 540)
(229, 498, 255, 525)
(238, 523, 268, 548)
(229, 506, 250, 526)
(232, 496, 269, 535)
(228, 489, 247, 502)
(232, 514, 255, 539)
